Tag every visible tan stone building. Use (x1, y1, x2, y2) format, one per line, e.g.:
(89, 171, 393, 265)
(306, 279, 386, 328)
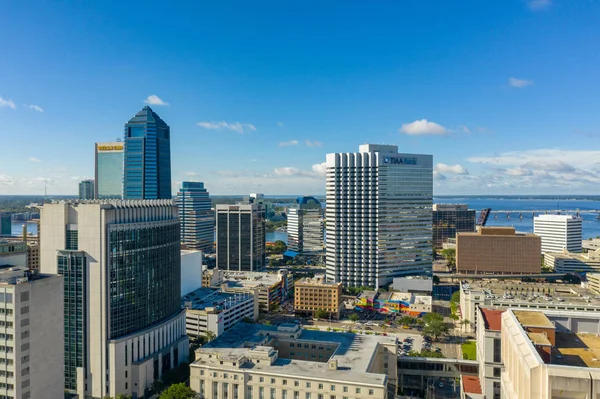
(456, 227, 541, 274)
(295, 274, 342, 319)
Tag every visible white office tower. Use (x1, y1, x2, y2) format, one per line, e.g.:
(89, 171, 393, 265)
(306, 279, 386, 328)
(534, 214, 583, 254)
(40, 200, 189, 399)
(325, 144, 433, 288)
(287, 196, 324, 254)
(0, 268, 64, 399)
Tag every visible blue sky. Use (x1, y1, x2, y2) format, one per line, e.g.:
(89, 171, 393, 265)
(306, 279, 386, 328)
(1, 0, 600, 195)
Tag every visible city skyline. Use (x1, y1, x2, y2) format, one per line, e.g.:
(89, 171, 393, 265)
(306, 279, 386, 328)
(2, 1, 600, 196)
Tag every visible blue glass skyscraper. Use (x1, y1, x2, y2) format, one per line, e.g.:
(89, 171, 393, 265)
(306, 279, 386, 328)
(123, 106, 172, 199)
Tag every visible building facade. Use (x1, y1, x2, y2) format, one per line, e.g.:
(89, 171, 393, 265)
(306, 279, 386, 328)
(123, 106, 172, 199)
(325, 144, 433, 288)
(183, 288, 257, 339)
(477, 308, 504, 399)
(0, 212, 11, 236)
(181, 249, 203, 296)
(0, 267, 64, 399)
(287, 196, 324, 254)
(95, 141, 124, 199)
(432, 204, 476, 248)
(216, 204, 265, 272)
(294, 275, 342, 319)
(78, 179, 95, 200)
(534, 214, 583, 254)
(456, 227, 541, 274)
(40, 201, 188, 398)
(190, 323, 398, 399)
(176, 182, 215, 252)
(545, 248, 600, 273)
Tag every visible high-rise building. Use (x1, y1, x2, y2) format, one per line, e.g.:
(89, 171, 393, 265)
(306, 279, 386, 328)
(95, 141, 124, 199)
(325, 144, 433, 288)
(78, 179, 94, 200)
(432, 204, 476, 248)
(0, 266, 64, 399)
(0, 212, 11, 235)
(40, 200, 188, 398)
(287, 196, 324, 254)
(123, 106, 172, 199)
(175, 182, 215, 252)
(216, 204, 265, 272)
(534, 214, 583, 254)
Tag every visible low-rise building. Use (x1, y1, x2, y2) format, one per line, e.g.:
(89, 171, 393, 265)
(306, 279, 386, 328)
(456, 227, 541, 274)
(545, 248, 600, 273)
(534, 214, 583, 254)
(460, 375, 484, 399)
(294, 274, 342, 319)
(203, 268, 293, 311)
(392, 276, 433, 295)
(183, 288, 257, 340)
(477, 308, 505, 399)
(356, 290, 432, 316)
(190, 323, 398, 399)
(460, 280, 600, 333)
(0, 266, 64, 399)
(588, 273, 600, 295)
(501, 309, 600, 398)
(583, 238, 600, 252)
(0, 239, 27, 267)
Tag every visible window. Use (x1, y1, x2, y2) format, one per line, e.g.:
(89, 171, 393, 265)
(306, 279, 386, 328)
(213, 382, 219, 399)
(493, 367, 501, 377)
(294, 381, 299, 387)
(493, 339, 501, 363)
(223, 382, 229, 399)
(318, 384, 323, 390)
(283, 380, 287, 385)
(233, 384, 239, 399)
(356, 388, 361, 394)
(331, 385, 335, 391)
(271, 378, 275, 384)
(294, 392, 299, 399)
(282, 390, 288, 399)
(493, 381, 501, 399)
(369, 389, 374, 395)
(260, 377, 265, 383)
(270, 388, 276, 399)
(306, 382, 311, 388)
(259, 387, 265, 399)
(343, 387, 348, 393)
(247, 386, 253, 397)
(305, 394, 311, 399)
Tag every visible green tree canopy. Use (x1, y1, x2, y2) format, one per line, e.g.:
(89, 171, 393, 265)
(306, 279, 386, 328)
(158, 383, 197, 399)
(397, 316, 415, 327)
(314, 308, 328, 319)
(422, 312, 449, 341)
(349, 313, 360, 322)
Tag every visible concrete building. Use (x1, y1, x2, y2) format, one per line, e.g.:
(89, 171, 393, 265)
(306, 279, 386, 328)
(294, 274, 342, 319)
(356, 290, 432, 316)
(456, 227, 541, 275)
(216, 203, 265, 272)
(534, 214, 583, 254)
(0, 239, 27, 267)
(204, 269, 293, 311)
(432, 204, 476, 249)
(587, 273, 600, 295)
(94, 141, 124, 199)
(181, 249, 203, 296)
(325, 144, 433, 288)
(190, 323, 398, 399)
(123, 106, 172, 200)
(78, 179, 95, 200)
(176, 182, 215, 252)
(459, 280, 600, 333)
(544, 248, 600, 273)
(182, 287, 257, 340)
(287, 196, 324, 254)
(392, 276, 433, 294)
(0, 267, 64, 399)
(583, 238, 600, 252)
(477, 308, 505, 399)
(40, 200, 188, 398)
(501, 309, 600, 399)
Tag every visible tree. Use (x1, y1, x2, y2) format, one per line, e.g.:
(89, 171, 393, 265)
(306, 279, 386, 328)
(421, 312, 449, 341)
(398, 316, 415, 327)
(205, 330, 216, 342)
(450, 291, 460, 304)
(269, 302, 280, 313)
(158, 383, 197, 399)
(432, 275, 440, 285)
(314, 308, 328, 319)
(349, 313, 360, 322)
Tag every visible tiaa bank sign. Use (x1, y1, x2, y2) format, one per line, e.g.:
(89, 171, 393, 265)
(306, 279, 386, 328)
(383, 156, 417, 165)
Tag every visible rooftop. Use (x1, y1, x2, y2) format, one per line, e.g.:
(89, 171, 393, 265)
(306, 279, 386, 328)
(553, 332, 600, 368)
(461, 375, 482, 394)
(0, 266, 51, 285)
(535, 214, 582, 221)
(458, 227, 536, 237)
(513, 310, 555, 329)
(296, 275, 341, 287)
(194, 323, 396, 385)
(479, 308, 505, 331)
(546, 248, 600, 262)
(181, 288, 253, 311)
(527, 332, 552, 346)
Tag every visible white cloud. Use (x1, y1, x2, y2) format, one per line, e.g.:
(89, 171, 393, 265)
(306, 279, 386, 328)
(273, 162, 327, 178)
(508, 77, 534, 88)
(182, 171, 201, 177)
(197, 121, 256, 133)
(277, 122, 284, 127)
(279, 140, 299, 147)
(460, 125, 471, 133)
(399, 119, 449, 136)
(468, 149, 600, 169)
(312, 162, 327, 176)
(527, 0, 551, 11)
(24, 104, 43, 112)
(144, 95, 169, 106)
(0, 97, 16, 109)
(305, 140, 323, 147)
(28, 157, 41, 163)
(0, 174, 15, 185)
(433, 171, 446, 181)
(435, 163, 469, 175)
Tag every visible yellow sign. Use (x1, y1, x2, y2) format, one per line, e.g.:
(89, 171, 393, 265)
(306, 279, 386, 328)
(97, 145, 123, 151)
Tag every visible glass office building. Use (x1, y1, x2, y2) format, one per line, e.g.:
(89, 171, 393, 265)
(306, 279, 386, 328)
(0, 212, 11, 235)
(325, 144, 433, 288)
(95, 142, 124, 199)
(432, 204, 476, 248)
(78, 179, 95, 200)
(287, 196, 324, 254)
(175, 182, 215, 252)
(123, 106, 172, 199)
